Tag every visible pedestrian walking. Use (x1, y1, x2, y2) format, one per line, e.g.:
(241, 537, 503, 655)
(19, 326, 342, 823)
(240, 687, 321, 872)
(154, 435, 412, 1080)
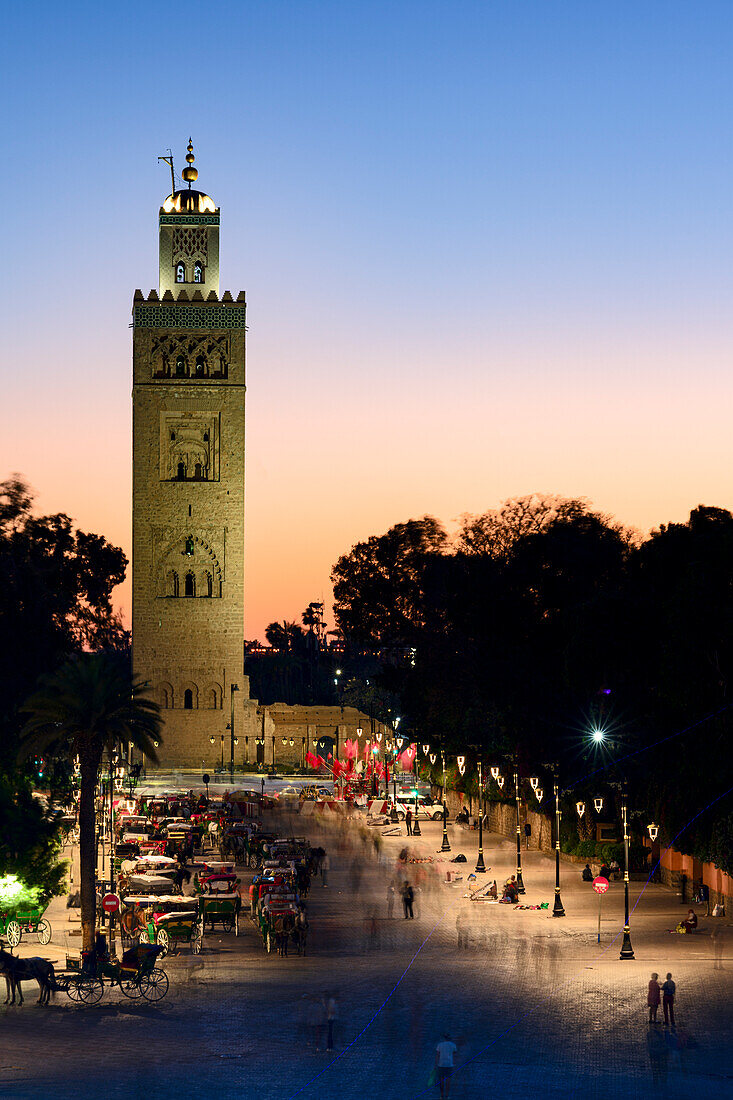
(306, 994, 326, 1052)
(434, 1032, 458, 1098)
(662, 972, 676, 1028)
(402, 880, 414, 919)
(647, 972, 661, 1024)
(712, 924, 725, 970)
(325, 992, 339, 1051)
(406, 807, 413, 836)
(387, 880, 395, 919)
(321, 852, 330, 888)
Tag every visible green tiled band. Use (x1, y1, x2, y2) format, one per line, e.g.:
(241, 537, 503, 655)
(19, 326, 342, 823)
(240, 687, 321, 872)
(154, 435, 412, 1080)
(134, 304, 247, 329)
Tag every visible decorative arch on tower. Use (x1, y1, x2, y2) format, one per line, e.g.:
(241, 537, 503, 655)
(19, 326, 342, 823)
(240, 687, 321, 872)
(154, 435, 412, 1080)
(157, 533, 223, 598)
(205, 682, 223, 710)
(158, 681, 174, 710)
(180, 681, 199, 710)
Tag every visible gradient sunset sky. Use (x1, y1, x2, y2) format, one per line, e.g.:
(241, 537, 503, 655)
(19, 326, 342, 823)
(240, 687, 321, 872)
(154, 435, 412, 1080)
(4, 2, 733, 640)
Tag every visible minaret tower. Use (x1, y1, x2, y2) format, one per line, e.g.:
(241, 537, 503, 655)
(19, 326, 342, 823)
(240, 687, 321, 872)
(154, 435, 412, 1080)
(132, 142, 248, 766)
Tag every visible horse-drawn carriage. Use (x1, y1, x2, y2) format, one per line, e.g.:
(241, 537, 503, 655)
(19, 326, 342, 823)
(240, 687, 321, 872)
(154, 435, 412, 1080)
(56, 944, 169, 1004)
(257, 898, 307, 955)
(121, 894, 203, 955)
(0, 904, 52, 947)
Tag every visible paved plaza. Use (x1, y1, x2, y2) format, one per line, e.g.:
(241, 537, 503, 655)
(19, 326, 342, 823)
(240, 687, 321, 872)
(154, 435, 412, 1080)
(1, 808, 732, 1100)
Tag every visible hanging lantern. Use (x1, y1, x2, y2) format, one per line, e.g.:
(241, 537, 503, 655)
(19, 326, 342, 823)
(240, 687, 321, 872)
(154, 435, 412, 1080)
(594, 797, 604, 814)
(648, 822, 659, 842)
(376, 732, 383, 743)
(356, 728, 363, 738)
(529, 776, 539, 791)
(497, 775, 505, 789)
(429, 753, 436, 765)
(576, 801, 586, 818)
(490, 766, 499, 780)
(535, 788, 544, 803)
(422, 743, 430, 755)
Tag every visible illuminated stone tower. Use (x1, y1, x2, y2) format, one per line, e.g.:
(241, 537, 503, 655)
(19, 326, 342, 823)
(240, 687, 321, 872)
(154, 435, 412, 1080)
(132, 142, 252, 766)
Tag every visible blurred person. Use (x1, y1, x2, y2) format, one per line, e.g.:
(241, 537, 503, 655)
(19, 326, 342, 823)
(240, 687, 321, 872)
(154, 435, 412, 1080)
(662, 973, 676, 1028)
(647, 973, 661, 1024)
(434, 1032, 458, 1098)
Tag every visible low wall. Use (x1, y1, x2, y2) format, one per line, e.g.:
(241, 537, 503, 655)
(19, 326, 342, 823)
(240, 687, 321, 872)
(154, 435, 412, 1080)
(659, 846, 732, 909)
(434, 788, 553, 852)
(434, 786, 732, 909)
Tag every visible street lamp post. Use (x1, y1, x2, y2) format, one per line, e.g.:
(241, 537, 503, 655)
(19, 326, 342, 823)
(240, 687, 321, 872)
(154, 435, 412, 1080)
(229, 683, 239, 781)
(513, 764, 525, 893)
(440, 751, 451, 852)
(552, 766, 565, 916)
(619, 782, 635, 959)
(412, 787, 421, 836)
(475, 760, 486, 872)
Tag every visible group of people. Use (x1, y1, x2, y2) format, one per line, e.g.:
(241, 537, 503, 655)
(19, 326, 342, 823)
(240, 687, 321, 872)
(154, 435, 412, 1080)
(304, 992, 339, 1052)
(647, 972, 677, 1027)
(581, 859, 621, 882)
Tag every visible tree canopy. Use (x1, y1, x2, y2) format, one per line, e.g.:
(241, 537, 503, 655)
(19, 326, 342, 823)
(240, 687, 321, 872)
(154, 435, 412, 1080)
(330, 496, 733, 868)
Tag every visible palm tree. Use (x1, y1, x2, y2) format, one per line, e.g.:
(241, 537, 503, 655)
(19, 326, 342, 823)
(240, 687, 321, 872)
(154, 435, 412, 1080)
(19, 652, 161, 950)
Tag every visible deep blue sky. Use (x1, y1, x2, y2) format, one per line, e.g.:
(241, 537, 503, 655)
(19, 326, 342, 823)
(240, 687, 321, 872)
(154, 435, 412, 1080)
(4, 2, 733, 635)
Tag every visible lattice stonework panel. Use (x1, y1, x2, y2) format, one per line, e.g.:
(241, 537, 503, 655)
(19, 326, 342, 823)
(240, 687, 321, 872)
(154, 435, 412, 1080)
(134, 304, 247, 329)
(145, 331, 231, 379)
(172, 227, 208, 263)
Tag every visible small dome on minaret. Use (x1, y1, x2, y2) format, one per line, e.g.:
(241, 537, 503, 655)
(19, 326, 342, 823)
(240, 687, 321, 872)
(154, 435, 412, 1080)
(161, 139, 218, 214)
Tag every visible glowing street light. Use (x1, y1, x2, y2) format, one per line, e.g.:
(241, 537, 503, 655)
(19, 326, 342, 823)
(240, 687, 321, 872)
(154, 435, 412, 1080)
(457, 755, 466, 776)
(590, 727, 606, 744)
(490, 766, 499, 780)
(576, 801, 586, 818)
(594, 797, 604, 814)
(648, 822, 659, 842)
(535, 788, 544, 803)
(496, 775, 505, 789)
(529, 776, 539, 791)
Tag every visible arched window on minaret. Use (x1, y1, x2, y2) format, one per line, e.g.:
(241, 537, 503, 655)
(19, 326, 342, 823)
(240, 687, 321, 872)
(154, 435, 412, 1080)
(195, 355, 206, 376)
(184, 689, 193, 709)
(184, 572, 195, 597)
(203, 570, 213, 597)
(194, 261, 204, 283)
(176, 461, 186, 480)
(176, 262, 186, 283)
(175, 356, 186, 377)
(167, 571, 179, 597)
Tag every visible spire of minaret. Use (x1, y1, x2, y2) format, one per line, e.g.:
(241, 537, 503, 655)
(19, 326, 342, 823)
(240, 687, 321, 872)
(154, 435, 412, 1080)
(181, 138, 198, 188)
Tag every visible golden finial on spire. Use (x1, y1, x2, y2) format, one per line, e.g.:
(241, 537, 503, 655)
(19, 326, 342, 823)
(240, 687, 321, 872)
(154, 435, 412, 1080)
(181, 138, 198, 187)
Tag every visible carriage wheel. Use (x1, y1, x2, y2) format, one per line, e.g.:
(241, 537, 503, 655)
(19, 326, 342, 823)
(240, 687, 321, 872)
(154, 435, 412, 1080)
(77, 977, 104, 1005)
(156, 928, 170, 956)
(37, 919, 52, 945)
(138, 931, 151, 946)
(192, 929, 203, 955)
(6, 920, 21, 947)
(120, 975, 144, 999)
(65, 979, 82, 1002)
(140, 967, 169, 1002)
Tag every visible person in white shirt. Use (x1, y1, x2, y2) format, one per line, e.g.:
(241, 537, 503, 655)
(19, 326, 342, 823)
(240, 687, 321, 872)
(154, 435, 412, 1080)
(435, 1033, 458, 1098)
